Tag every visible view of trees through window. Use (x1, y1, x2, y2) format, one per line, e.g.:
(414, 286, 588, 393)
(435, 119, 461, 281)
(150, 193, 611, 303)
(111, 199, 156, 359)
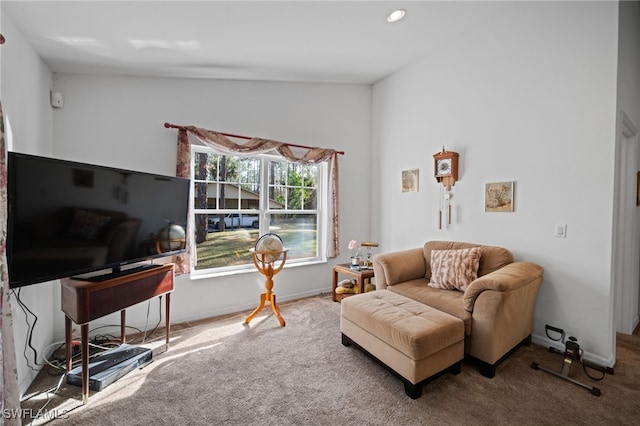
(192, 148, 321, 272)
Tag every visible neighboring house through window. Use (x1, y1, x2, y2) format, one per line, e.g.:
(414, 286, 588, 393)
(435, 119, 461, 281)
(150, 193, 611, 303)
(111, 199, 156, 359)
(190, 145, 325, 275)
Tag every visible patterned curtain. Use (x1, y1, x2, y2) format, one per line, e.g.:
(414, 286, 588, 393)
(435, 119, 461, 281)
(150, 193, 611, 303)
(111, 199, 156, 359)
(172, 129, 192, 274)
(1, 103, 21, 424)
(173, 126, 341, 273)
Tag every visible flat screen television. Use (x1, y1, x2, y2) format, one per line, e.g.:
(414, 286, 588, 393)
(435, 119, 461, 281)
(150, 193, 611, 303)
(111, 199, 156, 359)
(6, 152, 190, 288)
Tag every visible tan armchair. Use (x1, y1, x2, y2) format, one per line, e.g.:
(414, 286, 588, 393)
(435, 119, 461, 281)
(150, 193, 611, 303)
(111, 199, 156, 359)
(373, 240, 543, 377)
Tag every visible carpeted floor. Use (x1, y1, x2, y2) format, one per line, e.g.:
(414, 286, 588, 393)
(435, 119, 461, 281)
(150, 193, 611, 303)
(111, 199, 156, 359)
(19, 295, 640, 425)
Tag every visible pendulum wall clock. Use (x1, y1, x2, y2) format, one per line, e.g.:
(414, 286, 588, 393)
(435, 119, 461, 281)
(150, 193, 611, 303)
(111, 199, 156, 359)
(433, 147, 459, 229)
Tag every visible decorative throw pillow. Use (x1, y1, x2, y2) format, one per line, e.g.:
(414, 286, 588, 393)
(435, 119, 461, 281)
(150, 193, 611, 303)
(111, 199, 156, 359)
(428, 247, 482, 292)
(65, 209, 112, 240)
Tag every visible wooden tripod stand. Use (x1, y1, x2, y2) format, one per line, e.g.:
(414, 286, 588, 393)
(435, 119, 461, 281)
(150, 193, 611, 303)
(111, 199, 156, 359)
(244, 249, 288, 327)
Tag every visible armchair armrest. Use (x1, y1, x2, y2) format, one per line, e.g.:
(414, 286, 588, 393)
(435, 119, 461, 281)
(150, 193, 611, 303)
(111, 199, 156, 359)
(463, 261, 544, 312)
(373, 248, 426, 289)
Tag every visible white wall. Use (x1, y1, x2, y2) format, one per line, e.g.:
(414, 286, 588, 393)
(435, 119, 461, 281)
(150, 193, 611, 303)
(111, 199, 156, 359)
(0, 12, 52, 155)
(372, 1, 619, 365)
(1, 11, 57, 394)
(2, 15, 372, 394)
(3, 0, 634, 396)
(48, 74, 372, 332)
(615, 0, 640, 335)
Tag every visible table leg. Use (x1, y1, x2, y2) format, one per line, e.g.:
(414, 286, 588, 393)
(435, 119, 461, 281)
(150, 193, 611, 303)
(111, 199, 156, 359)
(332, 269, 338, 302)
(65, 316, 72, 373)
(120, 310, 126, 344)
(81, 323, 89, 405)
(165, 293, 171, 346)
(357, 277, 364, 294)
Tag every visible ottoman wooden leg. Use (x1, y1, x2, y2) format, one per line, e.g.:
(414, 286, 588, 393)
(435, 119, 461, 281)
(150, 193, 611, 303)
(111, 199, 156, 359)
(402, 378, 423, 399)
(341, 333, 352, 347)
(478, 361, 496, 378)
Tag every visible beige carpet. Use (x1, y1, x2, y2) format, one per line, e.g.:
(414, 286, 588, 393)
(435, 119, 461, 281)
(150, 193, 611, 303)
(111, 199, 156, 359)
(20, 295, 640, 425)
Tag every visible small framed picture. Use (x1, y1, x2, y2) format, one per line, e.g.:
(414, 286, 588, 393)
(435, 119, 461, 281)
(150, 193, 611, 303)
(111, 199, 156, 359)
(402, 169, 419, 193)
(485, 181, 514, 212)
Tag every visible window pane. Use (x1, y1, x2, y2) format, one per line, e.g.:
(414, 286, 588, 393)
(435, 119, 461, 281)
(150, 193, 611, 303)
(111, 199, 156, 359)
(191, 149, 323, 273)
(270, 185, 286, 210)
(238, 158, 259, 183)
(268, 161, 318, 211)
(270, 213, 317, 260)
(224, 157, 238, 182)
(270, 162, 287, 185)
(301, 165, 318, 209)
(305, 188, 317, 209)
(219, 183, 237, 209)
(193, 151, 209, 180)
(287, 187, 304, 209)
(240, 183, 260, 209)
(193, 181, 210, 209)
(194, 213, 260, 270)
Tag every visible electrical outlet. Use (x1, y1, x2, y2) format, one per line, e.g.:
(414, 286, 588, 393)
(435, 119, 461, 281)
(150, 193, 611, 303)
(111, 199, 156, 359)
(554, 224, 567, 238)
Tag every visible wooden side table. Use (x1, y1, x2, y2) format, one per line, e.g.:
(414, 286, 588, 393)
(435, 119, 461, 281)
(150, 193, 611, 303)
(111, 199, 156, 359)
(61, 264, 174, 404)
(332, 263, 375, 302)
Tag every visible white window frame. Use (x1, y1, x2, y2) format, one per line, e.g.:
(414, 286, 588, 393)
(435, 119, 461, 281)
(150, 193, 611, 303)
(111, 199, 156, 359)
(190, 145, 327, 278)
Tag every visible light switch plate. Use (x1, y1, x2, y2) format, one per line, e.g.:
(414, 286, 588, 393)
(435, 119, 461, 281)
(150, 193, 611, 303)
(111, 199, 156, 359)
(555, 224, 567, 238)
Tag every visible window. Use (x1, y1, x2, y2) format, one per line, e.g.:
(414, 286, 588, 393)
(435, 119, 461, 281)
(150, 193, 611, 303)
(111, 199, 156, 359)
(191, 145, 325, 275)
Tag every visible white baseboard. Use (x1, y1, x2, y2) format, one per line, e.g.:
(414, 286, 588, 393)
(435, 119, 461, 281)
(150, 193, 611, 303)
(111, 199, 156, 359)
(169, 286, 332, 325)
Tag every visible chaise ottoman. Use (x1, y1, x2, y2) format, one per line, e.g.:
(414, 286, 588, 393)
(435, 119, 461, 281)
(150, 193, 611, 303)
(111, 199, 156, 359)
(340, 290, 464, 398)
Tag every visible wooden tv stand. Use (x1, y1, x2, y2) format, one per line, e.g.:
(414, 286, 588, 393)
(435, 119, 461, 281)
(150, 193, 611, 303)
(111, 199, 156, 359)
(61, 263, 174, 404)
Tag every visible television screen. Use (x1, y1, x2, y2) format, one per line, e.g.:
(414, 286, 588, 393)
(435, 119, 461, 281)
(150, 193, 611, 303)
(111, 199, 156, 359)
(6, 152, 190, 288)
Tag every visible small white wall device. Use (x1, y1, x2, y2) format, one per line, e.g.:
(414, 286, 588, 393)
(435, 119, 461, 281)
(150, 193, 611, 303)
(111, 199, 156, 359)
(50, 91, 64, 108)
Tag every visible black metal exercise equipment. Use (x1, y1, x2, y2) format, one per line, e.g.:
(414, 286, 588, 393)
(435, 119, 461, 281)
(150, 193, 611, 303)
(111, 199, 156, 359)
(531, 325, 614, 397)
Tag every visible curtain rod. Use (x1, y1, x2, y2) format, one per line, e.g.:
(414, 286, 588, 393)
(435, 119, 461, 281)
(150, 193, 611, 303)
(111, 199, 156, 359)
(164, 122, 344, 155)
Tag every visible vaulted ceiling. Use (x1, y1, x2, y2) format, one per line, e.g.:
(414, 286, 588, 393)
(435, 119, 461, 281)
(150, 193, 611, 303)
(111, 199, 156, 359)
(3, 1, 514, 84)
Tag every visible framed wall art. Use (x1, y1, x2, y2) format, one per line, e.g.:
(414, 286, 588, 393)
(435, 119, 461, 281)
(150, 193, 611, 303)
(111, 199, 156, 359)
(402, 169, 419, 193)
(485, 181, 514, 212)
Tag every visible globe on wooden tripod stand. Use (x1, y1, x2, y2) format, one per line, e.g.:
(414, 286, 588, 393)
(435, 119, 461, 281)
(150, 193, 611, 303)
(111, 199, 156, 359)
(244, 234, 288, 327)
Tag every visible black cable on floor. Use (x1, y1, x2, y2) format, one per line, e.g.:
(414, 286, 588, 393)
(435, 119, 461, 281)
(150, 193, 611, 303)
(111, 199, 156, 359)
(143, 295, 163, 343)
(11, 288, 41, 370)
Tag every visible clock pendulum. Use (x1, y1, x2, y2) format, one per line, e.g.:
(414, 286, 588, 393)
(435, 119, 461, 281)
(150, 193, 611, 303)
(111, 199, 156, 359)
(433, 147, 459, 229)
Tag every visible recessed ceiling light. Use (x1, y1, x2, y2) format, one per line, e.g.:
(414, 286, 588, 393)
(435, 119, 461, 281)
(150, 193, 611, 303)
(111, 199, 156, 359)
(387, 9, 406, 23)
